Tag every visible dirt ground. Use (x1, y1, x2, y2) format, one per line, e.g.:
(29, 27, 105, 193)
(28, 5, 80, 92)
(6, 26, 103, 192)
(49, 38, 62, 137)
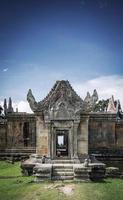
(44, 183, 75, 196)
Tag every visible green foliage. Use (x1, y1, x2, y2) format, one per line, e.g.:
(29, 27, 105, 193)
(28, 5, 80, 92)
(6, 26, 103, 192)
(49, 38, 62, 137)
(94, 99, 109, 112)
(0, 161, 123, 200)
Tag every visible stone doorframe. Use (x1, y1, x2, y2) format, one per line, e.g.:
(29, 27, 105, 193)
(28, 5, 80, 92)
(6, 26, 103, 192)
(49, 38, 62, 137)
(48, 120, 80, 160)
(53, 128, 70, 158)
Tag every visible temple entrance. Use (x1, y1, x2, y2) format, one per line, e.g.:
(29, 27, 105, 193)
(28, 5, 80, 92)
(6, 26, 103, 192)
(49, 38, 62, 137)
(56, 130, 69, 157)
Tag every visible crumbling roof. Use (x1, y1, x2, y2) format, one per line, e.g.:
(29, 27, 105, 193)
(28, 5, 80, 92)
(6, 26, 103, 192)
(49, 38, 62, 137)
(37, 80, 83, 110)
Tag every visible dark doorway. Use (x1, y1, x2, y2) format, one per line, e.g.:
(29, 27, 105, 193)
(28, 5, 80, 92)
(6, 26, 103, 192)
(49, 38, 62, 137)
(56, 130, 68, 157)
(23, 122, 29, 147)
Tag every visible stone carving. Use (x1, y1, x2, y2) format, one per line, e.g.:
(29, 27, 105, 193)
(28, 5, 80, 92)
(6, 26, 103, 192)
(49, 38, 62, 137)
(55, 102, 70, 119)
(39, 80, 83, 110)
(83, 158, 91, 167)
(27, 80, 84, 119)
(84, 92, 91, 103)
(3, 98, 14, 114)
(83, 89, 98, 112)
(92, 89, 98, 104)
(4, 98, 7, 115)
(7, 97, 13, 113)
(27, 81, 122, 117)
(27, 89, 38, 112)
(107, 96, 120, 113)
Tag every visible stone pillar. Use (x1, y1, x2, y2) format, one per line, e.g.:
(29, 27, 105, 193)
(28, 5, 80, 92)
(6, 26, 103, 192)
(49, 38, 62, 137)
(78, 114, 89, 155)
(46, 122, 51, 158)
(50, 123, 54, 159)
(69, 125, 74, 158)
(36, 115, 48, 156)
(73, 121, 79, 158)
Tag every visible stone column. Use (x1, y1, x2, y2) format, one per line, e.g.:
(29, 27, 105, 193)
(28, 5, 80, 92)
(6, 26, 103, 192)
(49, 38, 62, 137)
(46, 122, 51, 158)
(36, 115, 48, 156)
(78, 114, 89, 155)
(69, 125, 74, 158)
(50, 123, 54, 159)
(73, 121, 80, 158)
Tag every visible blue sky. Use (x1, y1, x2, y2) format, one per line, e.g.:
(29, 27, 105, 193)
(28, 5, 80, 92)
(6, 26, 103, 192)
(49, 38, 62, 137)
(0, 0, 123, 111)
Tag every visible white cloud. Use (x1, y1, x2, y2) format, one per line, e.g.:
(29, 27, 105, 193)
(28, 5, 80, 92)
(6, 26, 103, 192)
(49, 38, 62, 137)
(3, 68, 8, 72)
(13, 101, 33, 113)
(0, 100, 33, 114)
(73, 75, 123, 109)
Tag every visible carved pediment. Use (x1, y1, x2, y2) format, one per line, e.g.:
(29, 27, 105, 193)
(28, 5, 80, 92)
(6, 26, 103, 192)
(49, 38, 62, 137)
(27, 80, 83, 119)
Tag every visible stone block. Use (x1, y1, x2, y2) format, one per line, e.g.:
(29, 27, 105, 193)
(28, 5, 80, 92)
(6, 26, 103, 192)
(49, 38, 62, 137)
(33, 164, 52, 181)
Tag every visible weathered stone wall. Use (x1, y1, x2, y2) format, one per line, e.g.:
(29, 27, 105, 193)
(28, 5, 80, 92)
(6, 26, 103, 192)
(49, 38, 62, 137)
(7, 120, 22, 148)
(88, 113, 117, 152)
(6, 113, 36, 148)
(0, 123, 7, 149)
(29, 121, 36, 147)
(115, 120, 123, 148)
(1, 111, 123, 158)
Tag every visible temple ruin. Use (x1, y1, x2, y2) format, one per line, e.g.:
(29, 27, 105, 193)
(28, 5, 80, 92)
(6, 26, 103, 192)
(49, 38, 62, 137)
(0, 80, 123, 180)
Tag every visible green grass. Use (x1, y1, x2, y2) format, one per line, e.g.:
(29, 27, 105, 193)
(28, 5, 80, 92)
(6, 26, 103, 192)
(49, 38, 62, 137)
(0, 161, 21, 176)
(0, 161, 123, 200)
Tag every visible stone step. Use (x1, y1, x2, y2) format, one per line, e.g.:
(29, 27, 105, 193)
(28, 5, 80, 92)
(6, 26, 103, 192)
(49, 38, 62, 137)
(53, 164, 73, 169)
(52, 160, 74, 164)
(53, 171, 74, 176)
(53, 168, 73, 172)
(52, 175, 74, 180)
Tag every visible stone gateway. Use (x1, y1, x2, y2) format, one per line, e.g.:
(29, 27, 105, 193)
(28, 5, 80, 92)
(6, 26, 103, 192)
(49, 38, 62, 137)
(27, 80, 90, 160)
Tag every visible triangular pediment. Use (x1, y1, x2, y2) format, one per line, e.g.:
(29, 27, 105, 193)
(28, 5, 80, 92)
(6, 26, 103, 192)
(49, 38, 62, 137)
(27, 80, 84, 119)
(38, 80, 83, 113)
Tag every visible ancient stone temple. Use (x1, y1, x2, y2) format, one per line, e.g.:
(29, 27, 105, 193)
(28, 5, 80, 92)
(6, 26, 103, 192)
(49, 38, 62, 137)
(1, 80, 123, 180)
(0, 80, 123, 159)
(27, 80, 90, 160)
(26, 80, 122, 160)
